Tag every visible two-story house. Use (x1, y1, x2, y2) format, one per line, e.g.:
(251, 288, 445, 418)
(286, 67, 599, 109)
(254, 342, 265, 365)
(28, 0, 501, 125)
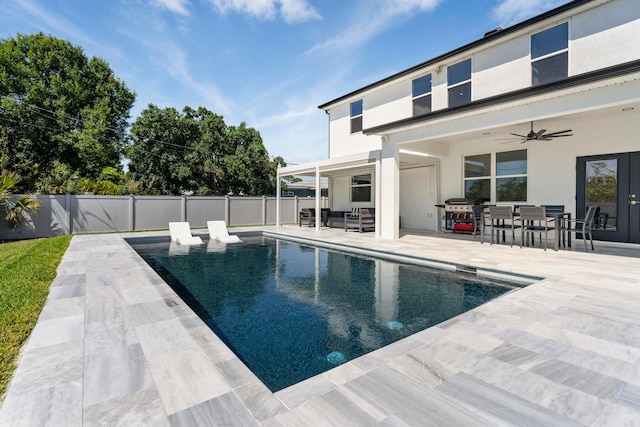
(276, 0, 640, 244)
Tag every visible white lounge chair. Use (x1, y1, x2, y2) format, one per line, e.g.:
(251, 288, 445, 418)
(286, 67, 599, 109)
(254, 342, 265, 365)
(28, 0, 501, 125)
(206, 239, 227, 253)
(207, 220, 241, 243)
(168, 222, 203, 245)
(169, 241, 191, 255)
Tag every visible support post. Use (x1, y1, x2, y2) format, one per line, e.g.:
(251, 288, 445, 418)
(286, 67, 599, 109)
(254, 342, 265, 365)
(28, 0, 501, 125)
(315, 166, 321, 231)
(380, 140, 399, 239)
(262, 196, 267, 225)
(276, 171, 282, 226)
(225, 196, 230, 225)
(129, 195, 135, 231)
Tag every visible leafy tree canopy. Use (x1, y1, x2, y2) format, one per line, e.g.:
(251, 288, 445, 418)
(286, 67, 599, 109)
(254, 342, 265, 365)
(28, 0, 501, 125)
(127, 105, 283, 196)
(0, 33, 136, 191)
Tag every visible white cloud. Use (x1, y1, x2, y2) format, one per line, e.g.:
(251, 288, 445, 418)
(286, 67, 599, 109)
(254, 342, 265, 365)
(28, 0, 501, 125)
(279, 0, 322, 23)
(304, 0, 441, 56)
(208, 0, 320, 23)
(493, 0, 566, 27)
(150, 0, 191, 16)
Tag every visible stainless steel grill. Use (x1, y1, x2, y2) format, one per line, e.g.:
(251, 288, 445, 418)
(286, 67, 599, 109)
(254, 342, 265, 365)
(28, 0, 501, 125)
(444, 198, 475, 213)
(438, 198, 485, 232)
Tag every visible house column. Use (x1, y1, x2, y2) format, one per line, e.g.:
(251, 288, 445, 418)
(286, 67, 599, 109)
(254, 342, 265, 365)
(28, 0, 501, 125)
(315, 166, 321, 231)
(379, 139, 399, 239)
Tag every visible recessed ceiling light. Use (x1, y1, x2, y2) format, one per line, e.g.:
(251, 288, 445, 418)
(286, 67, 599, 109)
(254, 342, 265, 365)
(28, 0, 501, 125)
(622, 107, 634, 111)
(482, 132, 490, 135)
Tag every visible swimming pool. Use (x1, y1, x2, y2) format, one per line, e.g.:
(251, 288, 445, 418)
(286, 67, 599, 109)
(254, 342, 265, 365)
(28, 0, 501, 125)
(128, 235, 521, 391)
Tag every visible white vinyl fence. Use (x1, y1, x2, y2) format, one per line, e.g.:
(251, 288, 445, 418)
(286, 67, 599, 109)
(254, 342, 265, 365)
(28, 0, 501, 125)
(0, 195, 327, 240)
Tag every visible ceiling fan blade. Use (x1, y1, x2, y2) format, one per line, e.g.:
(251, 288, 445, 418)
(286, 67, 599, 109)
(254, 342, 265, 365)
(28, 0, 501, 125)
(534, 129, 547, 139)
(547, 134, 573, 138)
(544, 129, 573, 136)
(510, 133, 527, 138)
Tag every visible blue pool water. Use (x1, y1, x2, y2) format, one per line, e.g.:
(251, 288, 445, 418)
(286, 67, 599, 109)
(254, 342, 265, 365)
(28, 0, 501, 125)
(128, 235, 518, 391)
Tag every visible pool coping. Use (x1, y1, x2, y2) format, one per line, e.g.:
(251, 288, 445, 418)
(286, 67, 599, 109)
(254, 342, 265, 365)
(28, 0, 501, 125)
(1, 226, 639, 425)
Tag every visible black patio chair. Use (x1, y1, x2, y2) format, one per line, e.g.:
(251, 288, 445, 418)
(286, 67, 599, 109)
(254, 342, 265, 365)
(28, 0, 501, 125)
(564, 205, 597, 251)
(299, 208, 316, 227)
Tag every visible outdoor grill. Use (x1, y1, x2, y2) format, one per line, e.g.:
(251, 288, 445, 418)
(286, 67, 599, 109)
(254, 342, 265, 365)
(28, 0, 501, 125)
(437, 198, 485, 232)
(443, 198, 477, 213)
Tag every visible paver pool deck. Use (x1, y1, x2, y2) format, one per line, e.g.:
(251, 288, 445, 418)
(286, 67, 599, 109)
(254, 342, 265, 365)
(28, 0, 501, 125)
(1, 226, 639, 426)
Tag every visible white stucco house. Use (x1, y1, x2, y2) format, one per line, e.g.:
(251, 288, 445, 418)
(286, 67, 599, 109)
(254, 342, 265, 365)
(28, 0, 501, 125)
(276, 0, 640, 244)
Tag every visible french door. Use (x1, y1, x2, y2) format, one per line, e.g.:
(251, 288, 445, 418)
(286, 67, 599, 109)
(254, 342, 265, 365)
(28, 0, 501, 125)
(576, 152, 640, 243)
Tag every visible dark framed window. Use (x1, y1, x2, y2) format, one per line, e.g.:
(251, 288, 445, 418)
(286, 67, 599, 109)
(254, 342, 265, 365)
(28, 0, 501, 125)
(464, 153, 490, 201)
(463, 150, 527, 202)
(465, 154, 491, 177)
(496, 150, 527, 202)
(448, 82, 471, 108)
(448, 59, 471, 108)
(496, 150, 527, 176)
(531, 23, 568, 86)
(350, 100, 363, 133)
(351, 174, 371, 202)
(532, 52, 568, 86)
(412, 74, 432, 116)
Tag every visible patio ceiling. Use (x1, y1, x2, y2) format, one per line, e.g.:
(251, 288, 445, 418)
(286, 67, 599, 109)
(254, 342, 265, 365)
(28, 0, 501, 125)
(398, 100, 640, 156)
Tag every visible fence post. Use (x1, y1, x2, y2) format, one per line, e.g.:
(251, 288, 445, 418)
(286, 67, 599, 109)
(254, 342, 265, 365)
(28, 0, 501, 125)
(129, 195, 135, 231)
(262, 196, 267, 225)
(66, 193, 72, 235)
(225, 196, 230, 225)
(181, 196, 187, 222)
(294, 196, 299, 225)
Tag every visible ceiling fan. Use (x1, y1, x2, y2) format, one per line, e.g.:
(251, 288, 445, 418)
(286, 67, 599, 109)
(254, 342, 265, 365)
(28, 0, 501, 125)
(499, 121, 573, 143)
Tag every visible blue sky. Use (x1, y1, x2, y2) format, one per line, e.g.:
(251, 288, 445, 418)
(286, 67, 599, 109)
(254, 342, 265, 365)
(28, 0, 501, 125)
(1, 0, 565, 166)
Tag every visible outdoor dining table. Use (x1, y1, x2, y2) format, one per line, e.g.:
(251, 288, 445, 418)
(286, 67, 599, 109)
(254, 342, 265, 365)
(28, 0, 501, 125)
(517, 211, 571, 251)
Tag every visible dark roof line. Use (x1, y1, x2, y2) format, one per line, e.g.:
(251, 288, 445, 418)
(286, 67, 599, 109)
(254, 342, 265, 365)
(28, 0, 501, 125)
(363, 59, 640, 135)
(317, 0, 595, 110)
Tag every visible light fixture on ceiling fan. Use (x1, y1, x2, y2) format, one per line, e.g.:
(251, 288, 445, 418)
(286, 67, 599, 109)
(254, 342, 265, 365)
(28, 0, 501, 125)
(498, 121, 573, 143)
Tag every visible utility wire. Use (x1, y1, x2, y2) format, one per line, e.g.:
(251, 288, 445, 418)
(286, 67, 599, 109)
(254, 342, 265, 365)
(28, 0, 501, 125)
(1, 95, 281, 171)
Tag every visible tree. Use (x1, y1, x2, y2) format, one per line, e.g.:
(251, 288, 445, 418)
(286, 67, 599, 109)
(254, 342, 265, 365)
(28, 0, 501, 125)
(0, 171, 41, 230)
(0, 33, 136, 191)
(127, 105, 280, 196)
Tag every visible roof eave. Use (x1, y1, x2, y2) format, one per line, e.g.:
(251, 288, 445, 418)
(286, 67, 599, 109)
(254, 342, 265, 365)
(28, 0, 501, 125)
(362, 59, 640, 135)
(317, 0, 597, 111)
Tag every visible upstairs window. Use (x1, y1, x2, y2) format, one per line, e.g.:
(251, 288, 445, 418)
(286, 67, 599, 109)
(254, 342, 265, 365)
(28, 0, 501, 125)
(412, 74, 432, 116)
(351, 174, 371, 202)
(447, 59, 471, 108)
(531, 22, 568, 86)
(350, 100, 363, 133)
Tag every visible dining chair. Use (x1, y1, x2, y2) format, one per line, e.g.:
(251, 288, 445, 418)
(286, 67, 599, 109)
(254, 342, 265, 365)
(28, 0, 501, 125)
(519, 206, 555, 251)
(472, 205, 490, 242)
(488, 206, 520, 247)
(564, 205, 597, 251)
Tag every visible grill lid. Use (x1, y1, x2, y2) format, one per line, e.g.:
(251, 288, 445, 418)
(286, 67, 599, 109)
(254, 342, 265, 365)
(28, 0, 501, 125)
(444, 198, 484, 205)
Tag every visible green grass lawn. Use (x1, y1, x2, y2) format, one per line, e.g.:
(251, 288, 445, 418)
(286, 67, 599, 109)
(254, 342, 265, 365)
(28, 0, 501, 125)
(0, 235, 71, 399)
